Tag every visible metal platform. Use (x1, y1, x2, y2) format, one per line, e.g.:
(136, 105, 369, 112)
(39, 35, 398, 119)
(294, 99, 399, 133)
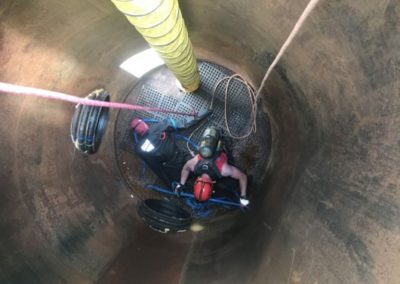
(114, 60, 271, 198)
(117, 61, 258, 155)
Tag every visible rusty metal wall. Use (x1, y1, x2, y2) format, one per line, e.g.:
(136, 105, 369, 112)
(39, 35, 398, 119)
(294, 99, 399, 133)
(0, 0, 399, 283)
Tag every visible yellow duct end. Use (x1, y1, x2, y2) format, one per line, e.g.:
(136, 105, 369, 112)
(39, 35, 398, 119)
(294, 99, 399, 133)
(111, 0, 200, 92)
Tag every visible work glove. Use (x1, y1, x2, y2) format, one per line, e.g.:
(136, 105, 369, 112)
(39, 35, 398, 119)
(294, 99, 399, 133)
(185, 109, 213, 128)
(174, 183, 184, 197)
(240, 196, 250, 206)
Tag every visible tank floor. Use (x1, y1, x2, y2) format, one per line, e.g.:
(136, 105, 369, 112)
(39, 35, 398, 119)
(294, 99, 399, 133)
(98, 222, 193, 284)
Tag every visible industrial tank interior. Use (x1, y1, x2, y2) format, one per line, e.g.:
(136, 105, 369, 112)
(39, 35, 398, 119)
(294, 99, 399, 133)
(0, 0, 399, 283)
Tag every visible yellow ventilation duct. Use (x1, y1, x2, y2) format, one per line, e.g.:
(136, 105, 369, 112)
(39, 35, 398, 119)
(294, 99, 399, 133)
(111, 0, 200, 92)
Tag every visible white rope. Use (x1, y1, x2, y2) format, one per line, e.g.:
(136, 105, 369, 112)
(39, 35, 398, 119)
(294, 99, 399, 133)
(211, 74, 257, 139)
(255, 0, 321, 99)
(209, 0, 321, 140)
(191, 0, 322, 141)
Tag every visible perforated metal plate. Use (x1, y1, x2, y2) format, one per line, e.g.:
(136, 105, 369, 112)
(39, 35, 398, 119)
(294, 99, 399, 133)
(115, 61, 270, 195)
(116, 61, 257, 155)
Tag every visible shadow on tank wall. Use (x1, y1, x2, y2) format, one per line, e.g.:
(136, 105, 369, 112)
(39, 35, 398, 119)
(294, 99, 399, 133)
(0, 0, 400, 283)
(0, 0, 148, 282)
(180, 0, 400, 283)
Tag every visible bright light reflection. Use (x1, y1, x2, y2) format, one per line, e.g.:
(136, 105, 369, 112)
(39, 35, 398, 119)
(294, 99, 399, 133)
(120, 48, 164, 78)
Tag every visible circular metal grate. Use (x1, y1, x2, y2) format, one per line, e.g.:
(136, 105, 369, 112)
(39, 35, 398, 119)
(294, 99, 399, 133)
(115, 60, 271, 197)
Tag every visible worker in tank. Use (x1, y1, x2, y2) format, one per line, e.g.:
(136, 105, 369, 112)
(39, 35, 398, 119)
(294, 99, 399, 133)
(131, 110, 211, 188)
(176, 126, 250, 206)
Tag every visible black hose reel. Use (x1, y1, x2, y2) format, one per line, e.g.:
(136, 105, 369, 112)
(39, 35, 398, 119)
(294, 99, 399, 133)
(138, 199, 192, 233)
(70, 89, 110, 154)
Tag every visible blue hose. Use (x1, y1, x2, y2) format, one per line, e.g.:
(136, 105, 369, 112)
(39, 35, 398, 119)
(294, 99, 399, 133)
(168, 117, 177, 130)
(174, 134, 199, 150)
(184, 198, 213, 218)
(142, 118, 160, 124)
(145, 184, 242, 208)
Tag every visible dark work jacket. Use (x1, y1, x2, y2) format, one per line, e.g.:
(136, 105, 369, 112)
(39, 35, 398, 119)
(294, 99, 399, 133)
(135, 121, 189, 186)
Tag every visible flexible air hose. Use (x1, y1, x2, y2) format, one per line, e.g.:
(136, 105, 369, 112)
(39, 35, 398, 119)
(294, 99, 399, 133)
(111, 0, 200, 92)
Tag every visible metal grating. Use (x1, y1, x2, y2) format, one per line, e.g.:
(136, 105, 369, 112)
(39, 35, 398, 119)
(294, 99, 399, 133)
(117, 61, 257, 156)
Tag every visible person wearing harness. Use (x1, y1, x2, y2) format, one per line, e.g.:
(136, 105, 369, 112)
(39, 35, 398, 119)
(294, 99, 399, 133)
(177, 126, 250, 206)
(131, 110, 211, 188)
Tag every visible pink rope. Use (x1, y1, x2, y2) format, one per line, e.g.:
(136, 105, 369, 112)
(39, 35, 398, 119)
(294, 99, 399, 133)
(0, 82, 197, 117)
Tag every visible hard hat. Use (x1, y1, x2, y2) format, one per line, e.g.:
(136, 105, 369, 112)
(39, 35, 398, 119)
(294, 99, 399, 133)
(193, 176, 213, 202)
(131, 118, 149, 136)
